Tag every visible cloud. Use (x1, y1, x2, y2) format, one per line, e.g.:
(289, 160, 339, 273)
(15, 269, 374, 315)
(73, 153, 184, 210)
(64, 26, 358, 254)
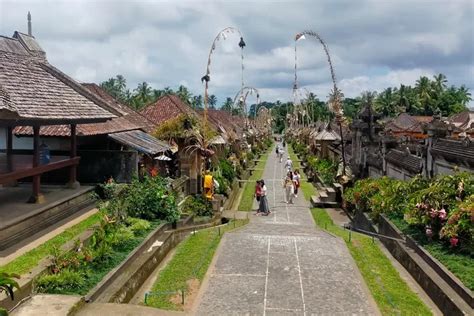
(0, 0, 472, 107)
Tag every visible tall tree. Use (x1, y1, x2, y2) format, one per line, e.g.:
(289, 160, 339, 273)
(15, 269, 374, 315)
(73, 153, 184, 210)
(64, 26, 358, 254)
(192, 95, 203, 109)
(416, 76, 433, 115)
(208, 95, 217, 108)
(177, 85, 192, 105)
(221, 97, 233, 112)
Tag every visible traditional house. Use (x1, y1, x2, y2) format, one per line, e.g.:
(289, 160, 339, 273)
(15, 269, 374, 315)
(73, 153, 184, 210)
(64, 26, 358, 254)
(0, 31, 118, 202)
(12, 83, 169, 183)
(385, 113, 433, 139)
(140, 94, 203, 193)
(447, 110, 474, 139)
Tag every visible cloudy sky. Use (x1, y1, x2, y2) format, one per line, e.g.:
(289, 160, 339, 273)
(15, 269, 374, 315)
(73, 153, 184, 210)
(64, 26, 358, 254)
(1, 0, 473, 106)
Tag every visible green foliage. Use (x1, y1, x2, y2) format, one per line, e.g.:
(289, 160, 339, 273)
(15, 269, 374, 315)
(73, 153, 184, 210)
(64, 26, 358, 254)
(219, 159, 236, 183)
(306, 155, 337, 185)
(34, 213, 158, 295)
(154, 114, 197, 140)
(35, 269, 85, 294)
(181, 195, 213, 217)
(311, 208, 431, 315)
(344, 172, 474, 288)
(126, 217, 152, 236)
(0, 272, 19, 301)
(0, 213, 101, 276)
(121, 176, 180, 223)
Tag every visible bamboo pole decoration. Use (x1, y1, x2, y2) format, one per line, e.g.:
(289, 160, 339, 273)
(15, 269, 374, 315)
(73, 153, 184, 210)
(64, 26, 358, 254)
(295, 30, 347, 176)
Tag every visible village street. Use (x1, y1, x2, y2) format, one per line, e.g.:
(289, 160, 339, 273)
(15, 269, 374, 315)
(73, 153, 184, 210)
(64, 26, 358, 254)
(196, 147, 378, 315)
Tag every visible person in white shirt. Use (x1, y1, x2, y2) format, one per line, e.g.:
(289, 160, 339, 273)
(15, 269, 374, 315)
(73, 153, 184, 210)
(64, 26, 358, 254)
(284, 157, 293, 171)
(259, 180, 270, 215)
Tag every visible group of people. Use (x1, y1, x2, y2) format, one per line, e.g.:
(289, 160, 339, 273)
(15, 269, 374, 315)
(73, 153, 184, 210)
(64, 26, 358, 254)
(283, 169, 300, 204)
(253, 141, 301, 215)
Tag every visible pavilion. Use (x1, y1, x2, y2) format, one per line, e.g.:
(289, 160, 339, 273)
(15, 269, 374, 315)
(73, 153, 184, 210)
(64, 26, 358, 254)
(0, 31, 117, 203)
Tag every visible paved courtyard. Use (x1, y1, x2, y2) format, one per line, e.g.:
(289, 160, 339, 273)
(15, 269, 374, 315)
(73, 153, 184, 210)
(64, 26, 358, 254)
(196, 148, 378, 315)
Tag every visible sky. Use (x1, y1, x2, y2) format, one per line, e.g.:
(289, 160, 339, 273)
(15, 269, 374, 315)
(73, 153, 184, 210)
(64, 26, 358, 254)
(1, 0, 473, 107)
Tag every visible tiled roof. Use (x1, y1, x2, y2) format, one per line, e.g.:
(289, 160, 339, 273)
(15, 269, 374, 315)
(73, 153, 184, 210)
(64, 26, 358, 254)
(0, 34, 116, 124)
(140, 94, 199, 127)
(108, 130, 170, 155)
(385, 149, 422, 173)
(431, 138, 474, 162)
(448, 110, 474, 131)
(14, 84, 151, 137)
(385, 113, 433, 133)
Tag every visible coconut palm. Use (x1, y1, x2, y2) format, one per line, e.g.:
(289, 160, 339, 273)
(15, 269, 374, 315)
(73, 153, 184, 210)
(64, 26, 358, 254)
(177, 85, 193, 105)
(416, 76, 433, 114)
(134, 82, 152, 106)
(208, 95, 217, 108)
(457, 85, 472, 106)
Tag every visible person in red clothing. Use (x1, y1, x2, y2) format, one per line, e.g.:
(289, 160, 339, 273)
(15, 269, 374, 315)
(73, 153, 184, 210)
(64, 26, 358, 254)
(254, 180, 262, 214)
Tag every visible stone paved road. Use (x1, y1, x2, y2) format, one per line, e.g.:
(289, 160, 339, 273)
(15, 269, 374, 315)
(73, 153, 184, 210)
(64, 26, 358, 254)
(196, 147, 378, 316)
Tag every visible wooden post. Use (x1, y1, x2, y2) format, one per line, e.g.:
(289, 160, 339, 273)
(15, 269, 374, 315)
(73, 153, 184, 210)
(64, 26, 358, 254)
(6, 126, 13, 172)
(29, 126, 44, 203)
(68, 124, 80, 189)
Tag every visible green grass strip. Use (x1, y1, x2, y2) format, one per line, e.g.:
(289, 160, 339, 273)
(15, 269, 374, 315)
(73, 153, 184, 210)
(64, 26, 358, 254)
(0, 212, 101, 276)
(311, 208, 432, 316)
(238, 149, 271, 211)
(288, 145, 315, 201)
(146, 220, 248, 310)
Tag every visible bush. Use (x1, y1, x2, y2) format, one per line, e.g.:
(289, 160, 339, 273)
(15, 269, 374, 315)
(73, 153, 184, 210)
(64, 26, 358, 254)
(306, 155, 337, 185)
(122, 176, 180, 223)
(219, 159, 235, 183)
(181, 195, 213, 217)
(35, 269, 85, 294)
(344, 172, 474, 252)
(126, 217, 152, 236)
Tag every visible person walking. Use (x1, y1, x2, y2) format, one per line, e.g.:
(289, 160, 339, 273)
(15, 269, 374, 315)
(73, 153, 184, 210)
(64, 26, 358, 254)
(293, 169, 301, 198)
(254, 180, 262, 214)
(278, 148, 284, 163)
(284, 157, 293, 172)
(275, 145, 279, 157)
(259, 180, 271, 215)
(283, 176, 294, 204)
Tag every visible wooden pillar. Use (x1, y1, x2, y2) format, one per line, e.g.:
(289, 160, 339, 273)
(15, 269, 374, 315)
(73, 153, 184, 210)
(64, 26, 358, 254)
(29, 126, 44, 203)
(68, 124, 80, 189)
(6, 126, 13, 172)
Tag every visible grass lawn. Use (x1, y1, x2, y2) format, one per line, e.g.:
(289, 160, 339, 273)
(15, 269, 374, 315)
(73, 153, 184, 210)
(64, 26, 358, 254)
(145, 220, 248, 310)
(238, 150, 271, 211)
(288, 145, 315, 201)
(311, 208, 432, 316)
(389, 216, 474, 291)
(0, 212, 101, 276)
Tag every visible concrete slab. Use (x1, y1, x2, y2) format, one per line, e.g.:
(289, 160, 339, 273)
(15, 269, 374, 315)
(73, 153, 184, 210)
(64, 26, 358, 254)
(10, 294, 81, 316)
(196, 147, 379, 315)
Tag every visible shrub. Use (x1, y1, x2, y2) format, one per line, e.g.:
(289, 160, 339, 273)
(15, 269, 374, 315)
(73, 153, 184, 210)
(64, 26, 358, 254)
(0, 272, 19, 301)
(181, 195, 213, 217)
(35, 269, 85, 294)
(219, 159, 235, 183)
(344, 172, 474, 252)
(126, 217, 152, 236)
(122, 176, 180, 223)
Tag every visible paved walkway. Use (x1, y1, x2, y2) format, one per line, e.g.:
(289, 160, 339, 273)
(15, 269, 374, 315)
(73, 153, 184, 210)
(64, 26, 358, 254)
(196, 147, 378, 315)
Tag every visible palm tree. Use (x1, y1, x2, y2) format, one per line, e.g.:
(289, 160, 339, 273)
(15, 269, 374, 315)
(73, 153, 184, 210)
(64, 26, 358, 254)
(375, 88, 396, 117)
(134, 82, 152, 106)
(416, 76, 433, 114)
(192, 95, 203, 109)
(432, 73, 447, 93)
(457, 85, 472, 106)
(208, 95, 217, 108)
(153, 89, 165, 101)
(177, 85, 192, 105)
(221, 97, 233, 112)
(163, 86, 174, 95)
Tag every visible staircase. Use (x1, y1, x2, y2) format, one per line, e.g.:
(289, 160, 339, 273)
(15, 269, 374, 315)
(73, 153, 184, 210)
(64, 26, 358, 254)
(310, 183, 339, 208)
